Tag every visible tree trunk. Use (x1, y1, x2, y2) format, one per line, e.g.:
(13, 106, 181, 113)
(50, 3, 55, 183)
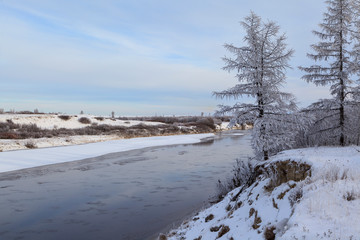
(339, 103, 345, 146)
(339, 2, 345, 147)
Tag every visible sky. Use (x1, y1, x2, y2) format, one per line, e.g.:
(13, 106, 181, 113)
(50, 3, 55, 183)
(0, 0, 331, 116)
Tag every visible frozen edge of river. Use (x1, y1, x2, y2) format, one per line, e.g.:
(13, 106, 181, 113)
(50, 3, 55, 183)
(0, 133, 214, 173)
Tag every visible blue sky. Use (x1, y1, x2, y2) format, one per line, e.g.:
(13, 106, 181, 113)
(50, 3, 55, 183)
(0, 0, 330, 116)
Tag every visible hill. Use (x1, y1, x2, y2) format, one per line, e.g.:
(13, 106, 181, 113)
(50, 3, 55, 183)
(164, 146, 360, 239)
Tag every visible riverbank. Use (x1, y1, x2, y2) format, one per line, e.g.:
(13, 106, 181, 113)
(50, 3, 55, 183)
(164, 146, 360, 239)
(0, 114, 233, 152)
(0, 133, 215, 173)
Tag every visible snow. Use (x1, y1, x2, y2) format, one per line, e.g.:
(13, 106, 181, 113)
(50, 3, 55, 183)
(167, 146, 360, 240)
(0, 133, 214, 173)
(216, 122, 230, 130)
(274, 147, 360, 239)
(0, 114, 227, 152)
(0, 135, 121, 151)
(0, 114, 164, 129)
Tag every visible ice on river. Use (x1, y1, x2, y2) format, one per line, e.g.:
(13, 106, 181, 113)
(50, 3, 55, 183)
(0, 133, 214, 173)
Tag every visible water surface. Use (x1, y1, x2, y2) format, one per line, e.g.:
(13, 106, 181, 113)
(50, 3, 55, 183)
(0, 131, 252, 240)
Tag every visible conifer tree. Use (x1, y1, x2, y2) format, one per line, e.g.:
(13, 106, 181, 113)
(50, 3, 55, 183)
(214, 12, 304, 160)
(300, 0, 360, 146)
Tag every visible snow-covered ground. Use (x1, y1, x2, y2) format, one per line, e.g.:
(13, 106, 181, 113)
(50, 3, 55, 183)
(166, 146, 360, 240)
(0, 114, 166, 151)
(0, 133, 214, 173)
(0, 135, 122, 152)
(0, 114, 229, 152)
(0, 114, 163, 129)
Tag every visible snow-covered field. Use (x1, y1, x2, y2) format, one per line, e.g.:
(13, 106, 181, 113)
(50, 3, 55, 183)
(0, 114, 164, 129)
(166, 146, 360, 240)
(0, 114, 230, 152)
(0, 114, 167, 151)
(0, 133, 214, 173)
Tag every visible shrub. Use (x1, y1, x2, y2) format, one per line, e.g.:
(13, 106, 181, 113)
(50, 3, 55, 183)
(94, 117, 104, 121)
(17, 111, 34, 114)
(78, 117, 91, 124)
(289, 187, 303, 206)
(58, 115, 71, 121)
(196, 117, 216, 130)
(0, 121, 19, 130)
(0, 132, 19, 139)
(25, 142, 37, 149)
(21, 124, 40, 132)
(344, 191, 356, 201)
(217, 159, 258, 200)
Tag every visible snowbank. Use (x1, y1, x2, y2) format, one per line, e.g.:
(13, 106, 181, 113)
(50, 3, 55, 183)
(0, 133, 214, 173)
(166, 146, 360, 240)
(0, 135, 122, 152)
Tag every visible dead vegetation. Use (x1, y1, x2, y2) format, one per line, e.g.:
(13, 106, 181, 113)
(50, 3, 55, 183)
(78, 117, 91, 124)
(217, 159, 259, 201)
(289, 187, 304, 206)
(217, 225, 230, 238)
(24, 141, 37, 149)
(58, 115, 71, 121)
(264, 226, 276, 240)
(205, 214, 214, 222)
(344, 191, 356, 201)
(0, 116, 218, 140)
(251, 210, 262, 229)
(262, 160, 311, 192)
(272, 198, 278, 209)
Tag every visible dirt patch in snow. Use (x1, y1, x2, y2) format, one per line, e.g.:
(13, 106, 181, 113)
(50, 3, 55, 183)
(260, 160, 311, 191)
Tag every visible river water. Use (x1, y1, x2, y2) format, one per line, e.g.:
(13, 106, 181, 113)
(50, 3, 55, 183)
(0, 131, 252, 240)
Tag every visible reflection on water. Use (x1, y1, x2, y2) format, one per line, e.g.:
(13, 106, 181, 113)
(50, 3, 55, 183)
(0, 131, 252, 240)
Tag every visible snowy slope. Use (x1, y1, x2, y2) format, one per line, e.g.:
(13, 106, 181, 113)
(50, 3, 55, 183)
(166, 146, 360, 240)
(0, 133, 214, 173)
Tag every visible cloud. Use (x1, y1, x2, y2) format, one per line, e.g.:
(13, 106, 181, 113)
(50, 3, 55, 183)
(0, 0, 334, 115)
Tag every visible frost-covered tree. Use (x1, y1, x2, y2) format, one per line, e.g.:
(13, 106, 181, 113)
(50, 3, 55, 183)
(214, 12, 306, 160)
(299, 0, 360, 146)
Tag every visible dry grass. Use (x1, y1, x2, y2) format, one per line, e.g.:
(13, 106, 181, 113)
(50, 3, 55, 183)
(252, 210, 262, 229)
(272, 198, 278, 209)
(344, 191, 356, 201)
(217, 225, 230, 238)
(210, 225, 221, 232)
(264, 226, 276, 240)
(289, 187, 303, 206)
(0, 116, 217, 141)
(205, 214, 214, 222)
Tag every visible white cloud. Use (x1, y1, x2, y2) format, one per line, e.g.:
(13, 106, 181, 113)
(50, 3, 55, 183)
(0, 0, 334, 115)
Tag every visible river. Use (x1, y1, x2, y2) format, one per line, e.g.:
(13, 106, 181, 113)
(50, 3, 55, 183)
(0, 130, 252, 240)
